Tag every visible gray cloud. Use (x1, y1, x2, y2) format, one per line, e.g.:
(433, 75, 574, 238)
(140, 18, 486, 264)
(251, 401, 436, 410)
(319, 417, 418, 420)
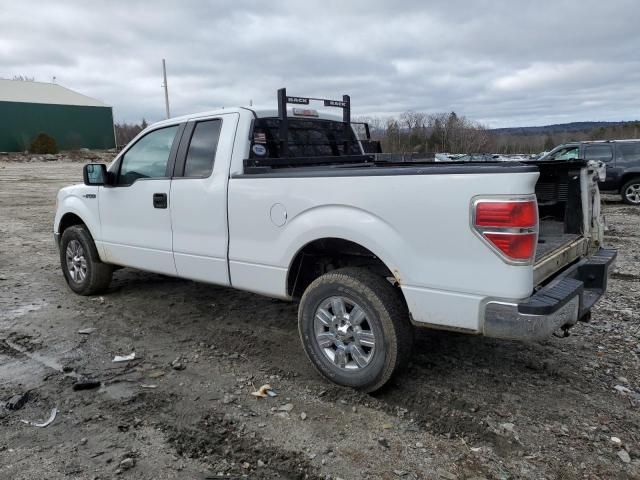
(1, 0, 638, 127)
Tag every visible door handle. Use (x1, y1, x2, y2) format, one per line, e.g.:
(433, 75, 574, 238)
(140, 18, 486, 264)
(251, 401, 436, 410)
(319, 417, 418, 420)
(153, 193, 168, 209)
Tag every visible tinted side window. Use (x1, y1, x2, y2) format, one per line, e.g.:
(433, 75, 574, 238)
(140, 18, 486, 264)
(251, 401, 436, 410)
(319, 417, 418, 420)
(184, 120, 222, 177)
(618, 143, 640, 163)
(118, 126, 179, 185)
(551, 146, 579, 160)
(584, 145, 613, 162)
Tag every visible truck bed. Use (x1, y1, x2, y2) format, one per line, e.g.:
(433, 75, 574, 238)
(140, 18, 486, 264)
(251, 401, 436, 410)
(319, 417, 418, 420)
(536, 234, 581, 262)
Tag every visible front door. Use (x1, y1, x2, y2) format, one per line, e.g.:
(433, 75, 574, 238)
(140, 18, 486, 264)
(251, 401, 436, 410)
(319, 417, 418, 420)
(98, 124, 183, 275)
(169, 113, 238, 285)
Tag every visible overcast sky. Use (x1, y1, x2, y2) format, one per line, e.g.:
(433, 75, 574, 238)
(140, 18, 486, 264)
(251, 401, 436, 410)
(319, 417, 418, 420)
(1, 0, 639, 127)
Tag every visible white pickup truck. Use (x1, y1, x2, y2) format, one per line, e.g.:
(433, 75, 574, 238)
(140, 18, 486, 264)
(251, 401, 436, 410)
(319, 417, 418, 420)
(54, 90, 616, 391)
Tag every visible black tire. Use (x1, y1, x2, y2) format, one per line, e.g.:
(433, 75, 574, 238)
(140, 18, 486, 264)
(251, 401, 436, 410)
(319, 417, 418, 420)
(298, 267, 413, 392)
(621, 178, 640, 205)
(60, 225, 112, 295)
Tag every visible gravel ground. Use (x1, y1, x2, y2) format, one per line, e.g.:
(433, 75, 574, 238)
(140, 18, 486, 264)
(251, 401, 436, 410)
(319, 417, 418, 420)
(0, 155, 639, 480)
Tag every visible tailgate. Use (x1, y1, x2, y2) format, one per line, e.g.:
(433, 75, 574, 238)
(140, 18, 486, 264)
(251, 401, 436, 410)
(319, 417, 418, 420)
(532, 159, 604, 285)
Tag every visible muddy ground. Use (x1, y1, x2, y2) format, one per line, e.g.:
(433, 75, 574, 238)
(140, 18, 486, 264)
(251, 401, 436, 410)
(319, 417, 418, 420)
(0, 154, 639, 480)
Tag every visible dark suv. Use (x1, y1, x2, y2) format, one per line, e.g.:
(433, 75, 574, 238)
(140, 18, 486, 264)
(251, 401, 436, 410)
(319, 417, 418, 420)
(540, 140, 640, 205)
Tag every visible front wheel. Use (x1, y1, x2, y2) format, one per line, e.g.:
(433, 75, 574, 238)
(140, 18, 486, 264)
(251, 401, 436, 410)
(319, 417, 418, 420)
(298, 267, 413, 392)
(60, 225, 113, 295)
(621, 178, 640, 205)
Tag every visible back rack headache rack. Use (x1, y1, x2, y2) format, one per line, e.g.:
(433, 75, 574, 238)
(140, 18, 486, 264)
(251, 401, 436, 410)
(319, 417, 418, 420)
(242, 88, 375, 173)
(277, 87, 351, 158)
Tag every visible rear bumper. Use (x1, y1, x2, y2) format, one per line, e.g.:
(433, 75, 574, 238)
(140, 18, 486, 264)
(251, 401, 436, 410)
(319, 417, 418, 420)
(483, 248, 616, 341)
(54, 232, 61, 251)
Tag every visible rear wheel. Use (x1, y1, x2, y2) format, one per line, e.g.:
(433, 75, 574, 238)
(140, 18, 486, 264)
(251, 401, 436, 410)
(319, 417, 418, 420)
(621, 178, 640, 205)
(60, 225, 113, 295)
(298, 267, 413, 392)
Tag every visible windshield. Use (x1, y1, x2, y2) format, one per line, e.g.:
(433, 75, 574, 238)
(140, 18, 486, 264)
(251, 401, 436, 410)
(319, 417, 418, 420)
(250, 118, 361, 158)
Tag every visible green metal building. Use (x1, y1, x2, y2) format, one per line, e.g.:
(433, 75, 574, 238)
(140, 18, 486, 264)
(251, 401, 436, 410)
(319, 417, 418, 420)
(0, 79, 115, 152)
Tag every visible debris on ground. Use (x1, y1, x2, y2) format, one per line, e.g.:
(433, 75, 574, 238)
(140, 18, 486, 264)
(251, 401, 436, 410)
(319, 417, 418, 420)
(112, 353, 136, 363)
(614, 384, 631, 394)
(171, 357, 186, 370)
(72, 380, 101, 391)
(77, 327, 97, 335)
(119, 457, 136, 470)
(251, 384, 276, 398)
(436, 469, 458, 480)
(140, 384, 158, 389)
(617, 450, 631, 464)
(277, 403, 294, 412)
(21, 407, 58, 428)
(5, 392, 29, 410)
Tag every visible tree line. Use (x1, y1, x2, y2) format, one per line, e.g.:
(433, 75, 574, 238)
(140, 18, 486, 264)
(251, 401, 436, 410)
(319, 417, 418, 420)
(357, 112, 640, 155)
(357, 111, 495, 154)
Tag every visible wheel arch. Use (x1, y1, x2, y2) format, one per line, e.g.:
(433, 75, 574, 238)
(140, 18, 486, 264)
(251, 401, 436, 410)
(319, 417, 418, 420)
(620, 171, 640, 192)
(286, 237, 403, 300)
(58, 212, 88, 234)
(55, 193, 101, 241)
(55, 203, 103, 260)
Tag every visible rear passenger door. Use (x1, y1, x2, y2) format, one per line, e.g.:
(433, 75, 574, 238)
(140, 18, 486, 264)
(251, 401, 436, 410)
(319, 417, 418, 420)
(170, 113, 239, 285)
(583, 144, 616, 190)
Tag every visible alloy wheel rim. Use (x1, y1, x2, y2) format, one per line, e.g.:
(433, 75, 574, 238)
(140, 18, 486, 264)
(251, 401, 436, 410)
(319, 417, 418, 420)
(313, 296, 376, 371)
(66, 239, 87, 283)
(625, 184, 640, 204)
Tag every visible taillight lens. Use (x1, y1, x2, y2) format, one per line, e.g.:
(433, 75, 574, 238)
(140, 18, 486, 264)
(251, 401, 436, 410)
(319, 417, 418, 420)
(483, 233, 537, 260)
(473, 198, 538, 263)
(475, 201, 537, 228)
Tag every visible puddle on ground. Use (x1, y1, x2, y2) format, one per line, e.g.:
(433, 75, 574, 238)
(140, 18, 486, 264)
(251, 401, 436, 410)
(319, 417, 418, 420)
(0, 302, 46, 321)
(1, 338, 82, 384)
(0, 354, 50, 387)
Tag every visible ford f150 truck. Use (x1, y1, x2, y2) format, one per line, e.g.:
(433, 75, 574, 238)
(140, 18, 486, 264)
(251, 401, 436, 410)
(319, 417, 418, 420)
(54, 89, 616, 392)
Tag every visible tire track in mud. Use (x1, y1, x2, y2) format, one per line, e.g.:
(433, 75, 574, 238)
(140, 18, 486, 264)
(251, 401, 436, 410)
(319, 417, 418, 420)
(165, 412, 321, 480)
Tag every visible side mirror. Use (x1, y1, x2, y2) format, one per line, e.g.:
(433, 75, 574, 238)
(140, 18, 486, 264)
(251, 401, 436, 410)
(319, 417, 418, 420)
(83, 163, 109, 186)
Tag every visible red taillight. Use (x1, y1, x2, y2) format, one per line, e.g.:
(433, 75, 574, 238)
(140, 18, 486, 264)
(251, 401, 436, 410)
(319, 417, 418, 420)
(473, 198, 538, 263)
(483, 233, 537, 260)
(475, 201, 537, 228)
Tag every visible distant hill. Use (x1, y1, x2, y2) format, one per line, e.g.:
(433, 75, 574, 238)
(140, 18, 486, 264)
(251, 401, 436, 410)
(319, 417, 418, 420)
(492, 121, 638, 136)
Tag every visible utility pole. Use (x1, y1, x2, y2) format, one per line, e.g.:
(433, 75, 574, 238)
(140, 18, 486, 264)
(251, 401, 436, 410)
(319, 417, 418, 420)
(161, 59, 171, 119)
